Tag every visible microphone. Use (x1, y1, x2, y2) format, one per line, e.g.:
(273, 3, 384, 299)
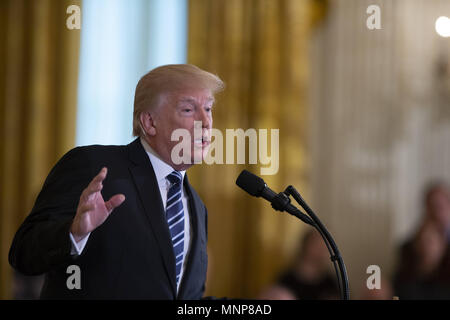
(236, 170, 314, 226)
(235, 169, 350, 300)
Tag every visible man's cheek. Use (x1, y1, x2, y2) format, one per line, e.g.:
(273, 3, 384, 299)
(170, 131, 193, 165)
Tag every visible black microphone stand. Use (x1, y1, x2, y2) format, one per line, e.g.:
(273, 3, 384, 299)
(270, 185, 350, 300)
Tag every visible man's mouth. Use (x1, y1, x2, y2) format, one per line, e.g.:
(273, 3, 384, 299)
(194, 137, 210, 147)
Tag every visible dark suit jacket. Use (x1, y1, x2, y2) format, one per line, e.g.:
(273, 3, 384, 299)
(9, 138, 208, 299)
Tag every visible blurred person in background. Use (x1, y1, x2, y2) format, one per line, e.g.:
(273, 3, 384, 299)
(423, 183, 450, 239)
(393, 182, 450, 299)
(258, 229, 339, 300)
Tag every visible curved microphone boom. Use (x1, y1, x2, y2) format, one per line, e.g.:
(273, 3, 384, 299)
(235, 169, 350, 300)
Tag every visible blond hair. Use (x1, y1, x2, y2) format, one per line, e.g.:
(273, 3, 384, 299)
(133, 64, 224, 137)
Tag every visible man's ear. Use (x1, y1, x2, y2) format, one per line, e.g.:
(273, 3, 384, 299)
(140, 112, 157, 136)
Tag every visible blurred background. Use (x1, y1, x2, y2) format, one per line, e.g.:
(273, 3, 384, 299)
(1, 0, 450, 299)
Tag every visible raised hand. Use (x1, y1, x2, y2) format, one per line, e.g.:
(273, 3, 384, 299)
(70, 167, 125, 242)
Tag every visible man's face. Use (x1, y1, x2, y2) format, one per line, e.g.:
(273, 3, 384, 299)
(149, 88, 214, 170)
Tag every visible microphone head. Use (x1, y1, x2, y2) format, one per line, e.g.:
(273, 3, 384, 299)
(236, 170, 266, 197)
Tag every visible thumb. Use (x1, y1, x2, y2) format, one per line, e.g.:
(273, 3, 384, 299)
(105, 194, 126, 213)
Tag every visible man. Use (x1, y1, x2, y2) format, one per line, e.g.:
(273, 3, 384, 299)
(9, 64, 224, 299)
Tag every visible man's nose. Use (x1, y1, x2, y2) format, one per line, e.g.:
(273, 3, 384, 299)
(197, 109, 211, 128)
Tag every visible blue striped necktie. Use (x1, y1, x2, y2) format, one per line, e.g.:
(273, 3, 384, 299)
(165, 171, 185, 287)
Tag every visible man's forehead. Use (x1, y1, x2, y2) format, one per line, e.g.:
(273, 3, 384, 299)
(176, 94, 215, 103)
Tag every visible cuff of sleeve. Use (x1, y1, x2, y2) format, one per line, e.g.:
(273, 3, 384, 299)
(69, 232, 90, 256)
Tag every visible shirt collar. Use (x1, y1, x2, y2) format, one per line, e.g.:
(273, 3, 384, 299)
(140, 137, 186, 185)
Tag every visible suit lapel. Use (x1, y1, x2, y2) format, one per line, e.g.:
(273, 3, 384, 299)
(177, 174, 206, 298)
(127, 139, 177, 296)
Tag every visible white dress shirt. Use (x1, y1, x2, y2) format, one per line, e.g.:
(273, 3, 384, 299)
(70, 138, 192, 292)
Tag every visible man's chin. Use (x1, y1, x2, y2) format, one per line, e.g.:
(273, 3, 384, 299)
(192, 146, 210, 164)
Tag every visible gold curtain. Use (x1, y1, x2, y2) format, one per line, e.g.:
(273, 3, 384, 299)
(0, 0, 80, 299)
(188, 0, 318, 298)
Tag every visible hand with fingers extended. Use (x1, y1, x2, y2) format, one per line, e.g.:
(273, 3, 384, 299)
(70, 167, 126, 243)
